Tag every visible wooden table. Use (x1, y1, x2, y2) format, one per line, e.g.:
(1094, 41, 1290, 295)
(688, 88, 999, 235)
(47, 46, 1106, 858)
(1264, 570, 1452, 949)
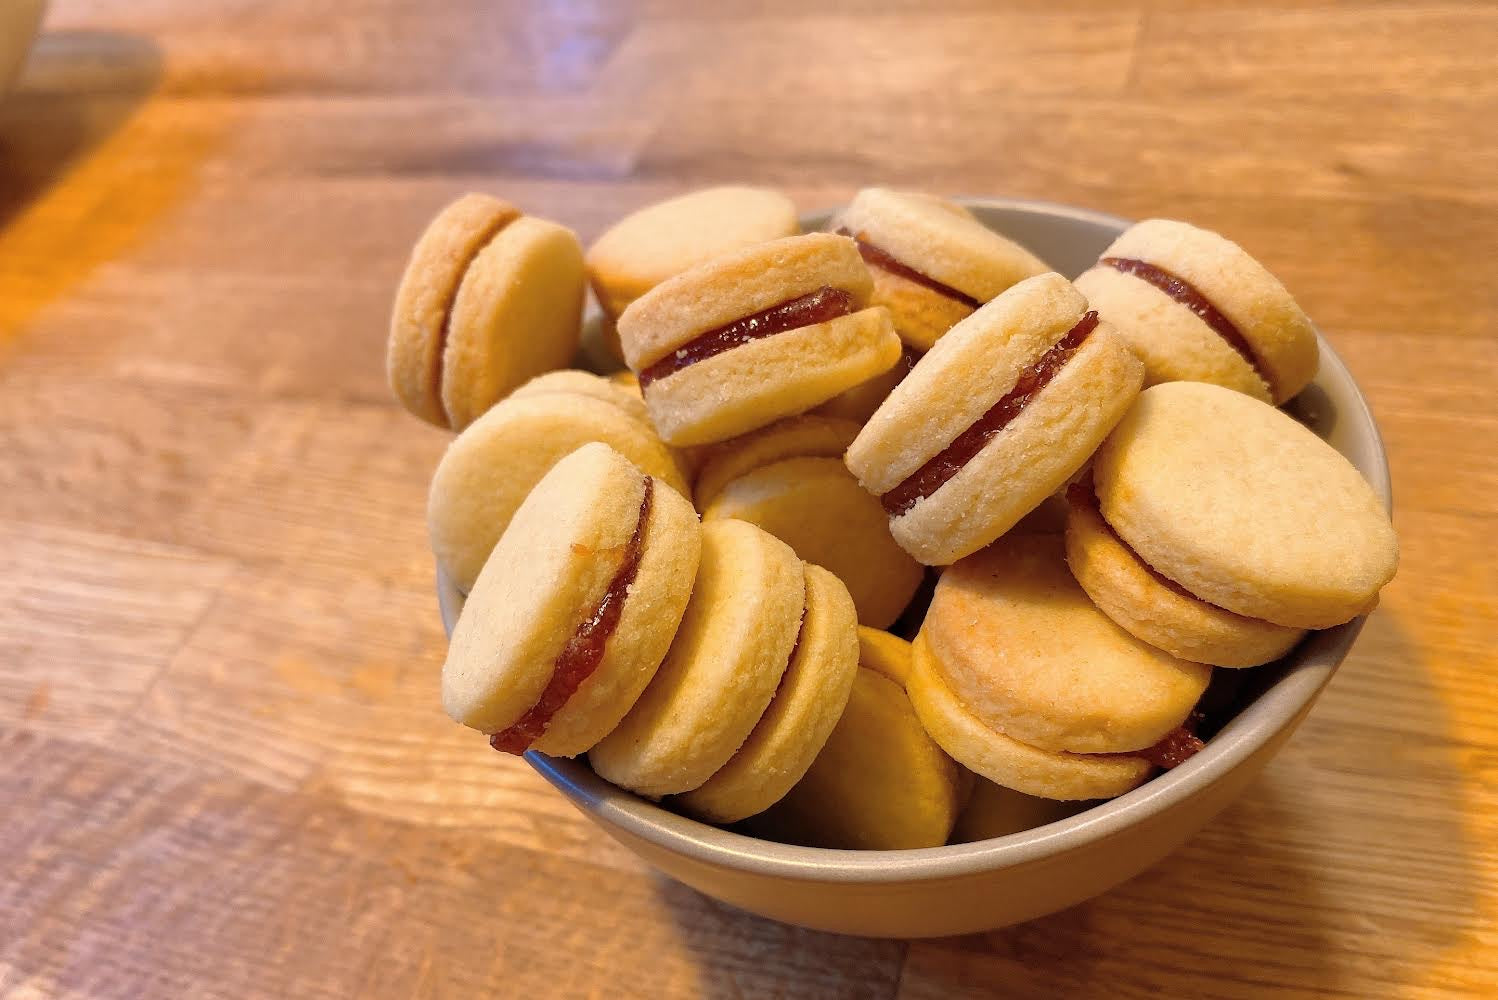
(2, 2, 1494, 996)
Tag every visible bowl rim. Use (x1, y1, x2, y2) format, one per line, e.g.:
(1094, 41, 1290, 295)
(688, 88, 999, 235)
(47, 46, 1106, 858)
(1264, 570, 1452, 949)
(437, 195, 1392, 885)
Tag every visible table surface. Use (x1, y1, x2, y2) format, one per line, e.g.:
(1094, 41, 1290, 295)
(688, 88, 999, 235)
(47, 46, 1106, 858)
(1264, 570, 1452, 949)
(3, 1, 1496, 997)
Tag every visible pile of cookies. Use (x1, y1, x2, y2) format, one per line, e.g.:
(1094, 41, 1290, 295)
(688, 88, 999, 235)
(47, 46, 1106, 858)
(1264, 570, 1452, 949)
(389, 186, 1398, 850)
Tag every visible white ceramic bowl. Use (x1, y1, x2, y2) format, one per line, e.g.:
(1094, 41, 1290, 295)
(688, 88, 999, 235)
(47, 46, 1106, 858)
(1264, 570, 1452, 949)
(437, 198, 1391, 938)
(0, 0, 45, 99)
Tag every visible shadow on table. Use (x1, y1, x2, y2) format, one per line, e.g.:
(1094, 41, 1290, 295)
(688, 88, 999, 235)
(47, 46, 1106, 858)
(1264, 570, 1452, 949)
(0, 30, 161, 230)
(0, 31, 185, 350)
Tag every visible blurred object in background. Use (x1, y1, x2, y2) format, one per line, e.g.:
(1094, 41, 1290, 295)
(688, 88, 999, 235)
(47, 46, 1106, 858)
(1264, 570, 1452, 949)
(0, 0, 47, 98)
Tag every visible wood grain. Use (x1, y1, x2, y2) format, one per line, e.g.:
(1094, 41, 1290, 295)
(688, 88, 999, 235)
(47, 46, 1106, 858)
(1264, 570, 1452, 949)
(1, 1, 1495, 997)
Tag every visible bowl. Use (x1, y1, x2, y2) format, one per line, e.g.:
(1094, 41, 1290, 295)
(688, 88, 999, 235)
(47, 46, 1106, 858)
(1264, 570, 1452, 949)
(436, 197, 1391, 938)
(0, 0, 46, 99)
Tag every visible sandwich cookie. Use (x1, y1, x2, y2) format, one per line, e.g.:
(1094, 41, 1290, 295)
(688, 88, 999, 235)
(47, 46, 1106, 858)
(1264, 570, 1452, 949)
(675, 562, 860, 823)
(747, 628, 970, 850)
(909, 534, 1213, 800)
(1065, 480, 1306, 666)
(846, 272, 1144, 566)
(1073, 219, 1318, 404)
(428, 371, 690, 594)
(589, 519, 808, 798)
(1083, 381, 1398, 635)
(832, 188, 1049, 352)
(388, 193, 587, 430)
(441, 443, 701, 758)
(617, 232, 902, 446)
(586, 186, 801, 320)
(695, 417, 924, 628)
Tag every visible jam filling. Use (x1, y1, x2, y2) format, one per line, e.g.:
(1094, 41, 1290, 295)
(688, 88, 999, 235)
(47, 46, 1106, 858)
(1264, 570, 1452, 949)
(490, 477, 654, 755)
(1098, 713, 1205, 770)
(880, 312, 1099, 516)
(1101, 256, 1268, 390)
(435, 214, 514, 419)
(836, 228, 982, 309)
(636, 286, 856, 389)
(1138, 724, 1206, 769)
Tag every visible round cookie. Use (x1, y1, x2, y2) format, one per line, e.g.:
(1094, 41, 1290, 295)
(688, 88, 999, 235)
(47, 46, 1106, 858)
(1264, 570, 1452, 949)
(441, 443, 701, 758)
(832, 188, 1050, 351)
(388, 194, 587, 430)
(389, 194, 518, 426)
(585, 186, 801, 319)
(923, 534, 1213, 756)
(590, 519, 806, 798)
(1073, 218, 1318, 404)
(908, 633, 1154, 801)
(428, 372, 690, 593)
(1065, 482, 1306, 666)
(845, 272, 1144, 566)
(1091, 381, 1398, 630)
(443, 216, 587, 430)
(746, 628, 969, 850)
(702, 456, 923, 628)
(675, 563, 860, 823)
(618, 232, 903, 447)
